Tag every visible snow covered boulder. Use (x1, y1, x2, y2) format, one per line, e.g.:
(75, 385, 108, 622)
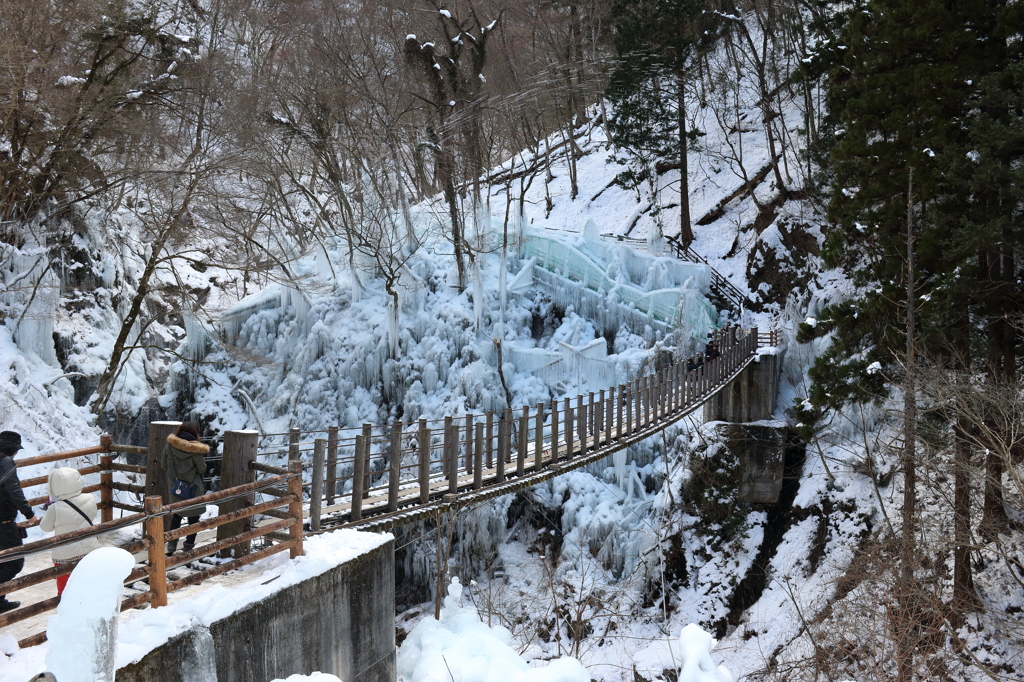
(632, 624, 733, 682)
(271, 673, 343, 682)
(397, 577, 589, 682)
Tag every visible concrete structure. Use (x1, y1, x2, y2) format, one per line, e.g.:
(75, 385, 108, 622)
(703, 349, 782, 423)
(118, 538, 395, 682)
(718, 423, 786, 504)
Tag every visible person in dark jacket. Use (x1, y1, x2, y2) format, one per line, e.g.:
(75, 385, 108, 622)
(161, 423, 209, 555)
(0, 431, 35, 612)
(686, 357, 698, 373)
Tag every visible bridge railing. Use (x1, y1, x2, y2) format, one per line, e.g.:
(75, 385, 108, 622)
(0, 463, 303, 649)
(279, 326, 767, 527)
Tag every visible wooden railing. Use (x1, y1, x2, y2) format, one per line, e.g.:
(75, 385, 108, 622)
(248, 326, 769, 530)
(0, 462, 303, 648)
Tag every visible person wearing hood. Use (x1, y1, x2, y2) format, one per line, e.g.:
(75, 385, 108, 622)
(0, 430, 35, 612)
(161, 422, 209, 555)
(40, 467, 100, 596)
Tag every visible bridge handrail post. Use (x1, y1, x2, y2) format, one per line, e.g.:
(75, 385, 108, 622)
(352, 435, 366, 521)
(465, 415, 474, 474)
(474, 423, 484, 488)
(445, 417, 458, 495)
(606, 388, 614, 444)
(578, 395, 587, 454)
(550, 400, 560, 468)
(418, 419, 430, 504)
(288, 460, 304, 558)
(144, 495, 168, 607)
(587, 392, 595, 450)
(387, 422, 402, 513)
(564, 397, 574, 459)
(598, 390, 606, 444)
(495, 413, 506, 483)
(361, 423, 372, 497)
(518, 407, 528, 477)
(310, 438, 326, 531)
(616, 385, 624, 439)
(633, 379, 641, 433)
(625, 384, 633, 436)
(288, 427, 300, 462)
(485, 412, 494, 469)
(326, 426, 339, 506)
(534, 403, 544, 472)
(99, 434, 113, 524)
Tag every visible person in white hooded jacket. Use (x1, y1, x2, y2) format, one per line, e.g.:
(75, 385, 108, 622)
(40, 467, 100, 596)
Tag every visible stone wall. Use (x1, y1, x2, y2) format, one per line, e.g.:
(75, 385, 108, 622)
(118, 539, 395, 682)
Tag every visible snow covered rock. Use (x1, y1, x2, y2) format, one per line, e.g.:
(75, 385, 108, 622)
(44, 547, 135, 682)
(271, 674, 342, 682)
(632, 624, 733, 682)
(397, 577, 589, 682)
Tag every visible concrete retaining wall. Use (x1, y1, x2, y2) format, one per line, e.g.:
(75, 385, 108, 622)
(703, 350, 782, 423)
(118, 539, 395, 682)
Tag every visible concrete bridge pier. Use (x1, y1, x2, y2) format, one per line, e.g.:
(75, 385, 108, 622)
(703, 348, 782, 423)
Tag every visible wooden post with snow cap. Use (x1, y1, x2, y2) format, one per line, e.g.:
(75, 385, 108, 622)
(326, 426, 339, 506)
(218, 429, 258, 557)
(351, 434, 366, 521)
(587, 392, 595, 450)
(534, 403, 544, 472)
(550, 400, 560, 469)
(288, 428, 300, 462)
(310, 438, 326, 531)
(147, 421, 181, 531)
(598, 390, 606, 444)
(418, 419, 430, 504)
(99, 434, 113, 524)
(518, 406, 528, 477)
(474, 422, 484, 489)
(144, 495, 168, 607)
(288, 460, 303, 558)
(617, 385, 624, 439)
(388, 422, 402, 513)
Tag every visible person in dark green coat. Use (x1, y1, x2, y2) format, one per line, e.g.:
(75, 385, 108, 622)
(162, 422, 209, 555)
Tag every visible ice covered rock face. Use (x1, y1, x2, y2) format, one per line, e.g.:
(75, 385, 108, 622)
(397, 577, 590, 682)
(44, 547, 135, 682)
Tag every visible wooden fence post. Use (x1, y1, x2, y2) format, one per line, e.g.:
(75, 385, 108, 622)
(388, 422, 402, 512)
(587, 392, 595, 450)
(326, 426, 339, 506)
(496, 413, 507, 484)
(485, 412, 494, 469)
(217, 430, 258, 557)
(464, 415, 474, 474)
(616, 385, 624, 439)
(288, 460, 304, 558)
(99, 434, 113, 524)
(534, 403, 544, 472)
(352, 434, 366, 521)
(144, 495, 167, 607)
(598, 390, 605, 444)
(310, 438, 326, 531)
(518, 406, 528, 477)
(634, 380, 642, 432)
(447, 420, 459, 495)
(550, 400, 559, 468)
(418, 419, 430, 504)
(288, 428, 300, 462)
(146, 421, 181, 530)
(564, 397, 573, 460)
(474, 422, 484, 489)
(361, 424, 372, 496)
(626, 385, 633, 436)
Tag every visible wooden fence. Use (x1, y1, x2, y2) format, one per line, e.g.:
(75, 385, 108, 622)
(0, 462, 303, 648)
